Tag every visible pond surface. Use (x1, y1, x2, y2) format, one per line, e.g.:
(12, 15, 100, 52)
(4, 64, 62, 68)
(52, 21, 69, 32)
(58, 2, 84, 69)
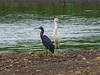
(0, 3, 100, 53)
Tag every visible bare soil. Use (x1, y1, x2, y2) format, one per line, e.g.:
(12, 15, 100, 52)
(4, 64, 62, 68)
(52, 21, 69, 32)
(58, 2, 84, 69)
(0, 50, 100, 75)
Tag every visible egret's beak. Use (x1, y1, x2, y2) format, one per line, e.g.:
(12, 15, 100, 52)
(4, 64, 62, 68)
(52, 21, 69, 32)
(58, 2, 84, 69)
(57, 19, 61, 21)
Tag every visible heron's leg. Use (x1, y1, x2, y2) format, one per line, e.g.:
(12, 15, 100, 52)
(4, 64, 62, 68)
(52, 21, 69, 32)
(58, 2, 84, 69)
(49, 50, 51, 56)
(49, 50, 54, 56)
(48, 50, 50, 56)
(58, 43, 60, 52)
(46, 49, 48, 56)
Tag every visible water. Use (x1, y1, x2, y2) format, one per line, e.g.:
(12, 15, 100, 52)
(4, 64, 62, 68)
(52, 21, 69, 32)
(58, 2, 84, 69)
(0, 3, 100, 53)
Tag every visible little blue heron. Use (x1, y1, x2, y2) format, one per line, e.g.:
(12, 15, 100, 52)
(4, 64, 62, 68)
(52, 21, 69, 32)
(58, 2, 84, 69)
(53, 18, 61, 53)
(36, 26, 54, 54)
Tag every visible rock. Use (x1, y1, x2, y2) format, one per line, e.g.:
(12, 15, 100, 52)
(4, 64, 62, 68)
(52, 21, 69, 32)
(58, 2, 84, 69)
(44, 59, 49, 61)
(31, 54, 34, 57)
(82, 57, 86, 60)
(77, 54, 86, 60)
(96, 57, 100, 60)
(36, 70, 41, 72)
(86, 61, 90, 64)
(90, 49, 94, 51)
(58, 74, 63, 75)
(24, 58, 28, 61)
(16, 69, 20, 72)
(69, 70, 74, 73)
(75, 70, 81, 75)
(86, 67, 90, 70)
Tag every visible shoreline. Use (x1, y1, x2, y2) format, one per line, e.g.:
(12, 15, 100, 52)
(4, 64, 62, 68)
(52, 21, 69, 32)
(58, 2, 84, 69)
(0, 49, 100, 75)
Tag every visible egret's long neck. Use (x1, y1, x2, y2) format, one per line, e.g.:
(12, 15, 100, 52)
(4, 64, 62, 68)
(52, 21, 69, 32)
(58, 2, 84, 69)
(54, 21, 57, 29)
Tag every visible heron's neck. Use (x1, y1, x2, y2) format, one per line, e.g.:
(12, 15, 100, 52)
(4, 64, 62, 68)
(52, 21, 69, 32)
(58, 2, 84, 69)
(54, 21, 57, 29)
(40, 30, 44, 39)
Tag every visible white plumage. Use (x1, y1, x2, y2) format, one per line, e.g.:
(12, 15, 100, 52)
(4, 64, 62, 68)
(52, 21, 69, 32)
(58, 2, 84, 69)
(53, 18, 60, 52)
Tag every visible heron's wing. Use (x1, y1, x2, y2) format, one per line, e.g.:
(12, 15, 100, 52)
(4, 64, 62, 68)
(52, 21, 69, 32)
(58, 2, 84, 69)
(42, 35, 54, 53)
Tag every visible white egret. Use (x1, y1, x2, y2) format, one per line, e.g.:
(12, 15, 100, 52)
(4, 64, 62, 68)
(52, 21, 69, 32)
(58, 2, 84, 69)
(53, 18, 60, 53)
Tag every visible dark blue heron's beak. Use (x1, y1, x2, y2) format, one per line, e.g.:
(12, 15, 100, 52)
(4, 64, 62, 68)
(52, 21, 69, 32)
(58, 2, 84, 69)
(35, 28, 40, 29)
(35, 26, 42, 30)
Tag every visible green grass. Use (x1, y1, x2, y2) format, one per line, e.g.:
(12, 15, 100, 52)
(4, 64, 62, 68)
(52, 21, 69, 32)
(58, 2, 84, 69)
(0, 3, 100, 23)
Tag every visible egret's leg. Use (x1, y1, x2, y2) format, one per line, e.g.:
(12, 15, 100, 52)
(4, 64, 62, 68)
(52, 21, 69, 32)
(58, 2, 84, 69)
(58, 43, 60, 52)
(55, 43, 57, 53)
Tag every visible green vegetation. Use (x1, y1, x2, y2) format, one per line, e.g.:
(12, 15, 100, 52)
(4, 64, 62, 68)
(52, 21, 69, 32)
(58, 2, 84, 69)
(0, 3, 100, 23)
